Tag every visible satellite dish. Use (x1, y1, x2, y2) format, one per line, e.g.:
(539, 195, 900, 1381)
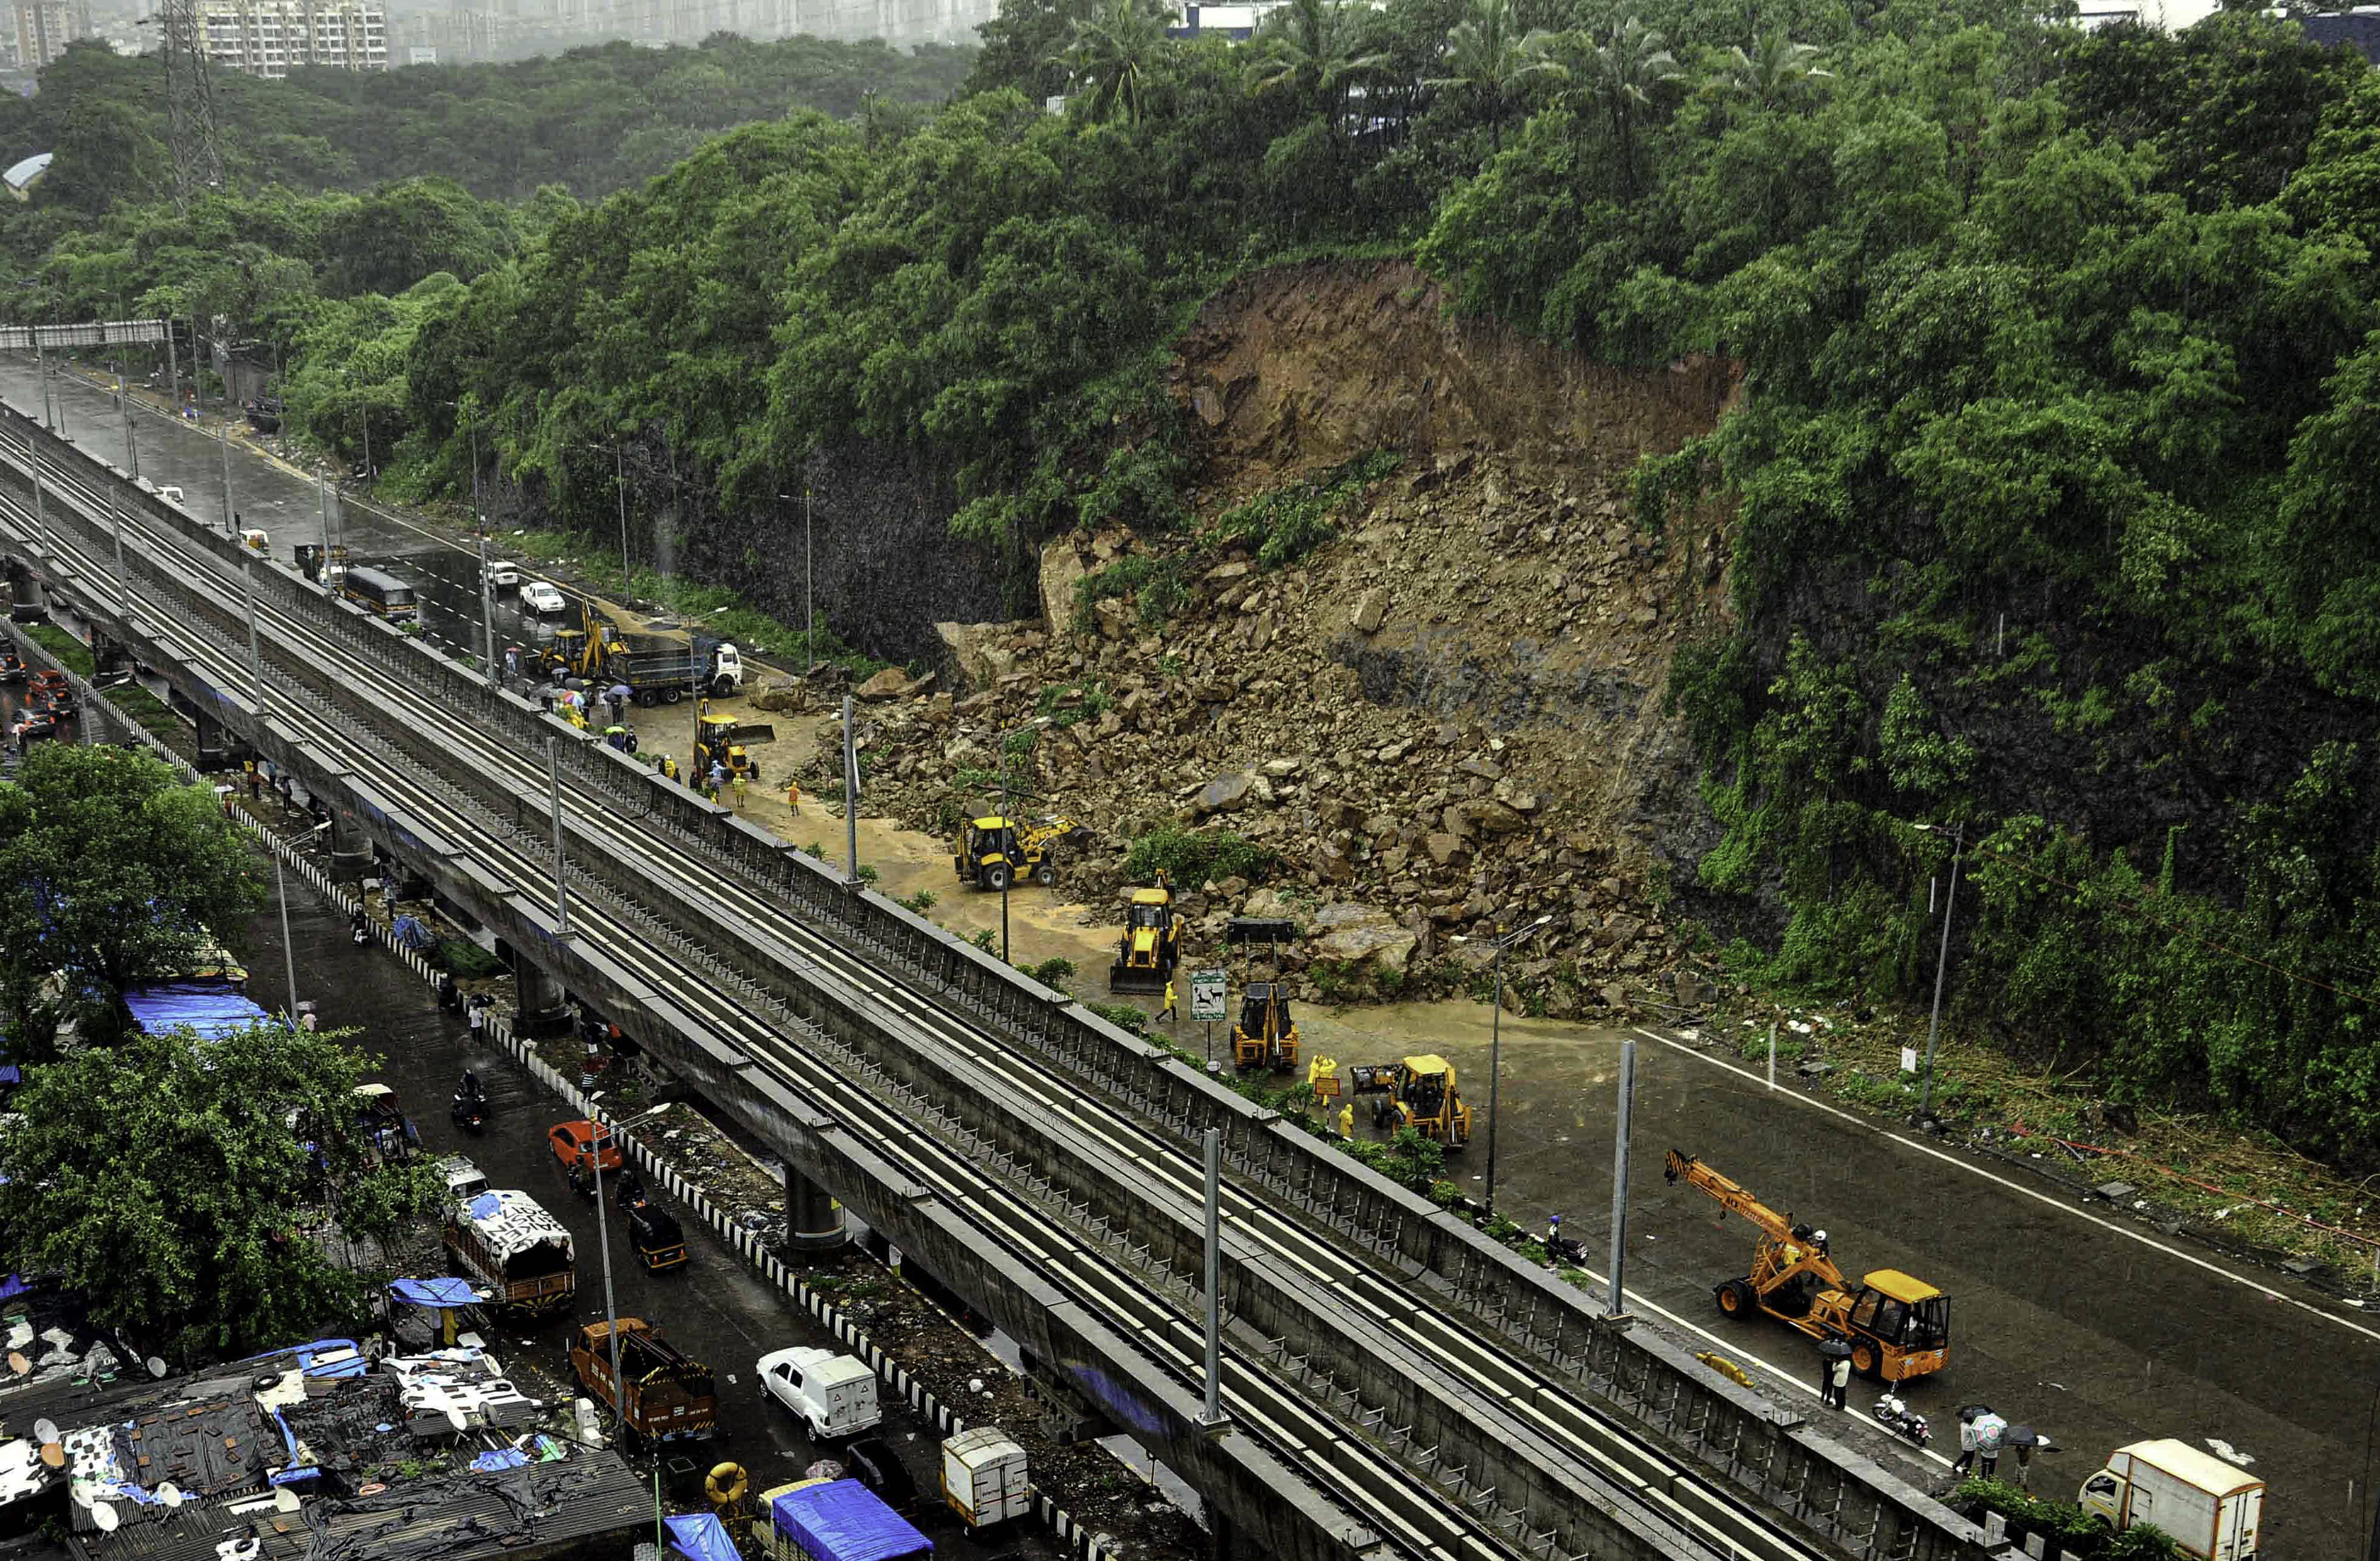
(157, 1483, 184, 1508)
(444, 1407, 468, 1433)
(90, 1502, 119, 1533)
(145, 1356, 167, 1379)
(32, 1419, 56, 1445)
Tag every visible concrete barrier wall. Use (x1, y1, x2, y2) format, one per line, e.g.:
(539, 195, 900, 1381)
(1, 405, 1997, 1561)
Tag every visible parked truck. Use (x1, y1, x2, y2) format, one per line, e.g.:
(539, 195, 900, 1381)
(441, 1189, 576, 1314)
(569, 1317, 717, 1445)
(940, 1427, 1029, 1528)
(2077, 1439, 2263, 1561)
(760, 1478, 931, 1561)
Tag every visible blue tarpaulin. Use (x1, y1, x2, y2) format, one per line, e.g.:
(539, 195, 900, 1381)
(771, 1481, 931, 1561)
(388, 1278, 478, 1309)
(664, 1512, 740, 1561)
(470, 1449, 529, 1472)
(125, 984, 271, 1040)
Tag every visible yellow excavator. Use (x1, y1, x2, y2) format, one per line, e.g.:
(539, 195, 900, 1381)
(1663, 1148, 1951, 1382)
(953, 815, 1088, 892)
(1349, 1056, 1471, 1145)
(1108, 874, 1183, 994)
(693, 709, 774, 782)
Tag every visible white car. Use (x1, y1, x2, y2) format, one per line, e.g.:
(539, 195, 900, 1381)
(520, 581, 567, 615)
(437, 1154, 489, 1202)
(757, 1346, 880, 1440)
(483, 560, 521, 592)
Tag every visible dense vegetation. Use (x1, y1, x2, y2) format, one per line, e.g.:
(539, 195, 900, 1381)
(11, 0, 2380, 1163)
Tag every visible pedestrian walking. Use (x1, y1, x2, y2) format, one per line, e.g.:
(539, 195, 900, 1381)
(1159, 979, 1179, 1024)
(709, 760, 729, 796)
(1972, 1408, 2007, 1479)
(467, 996, 486, 1035)
(731, 773, 748, 810)
(785, 779, 801, 814)
(1828, 1353, 1851, 1411)
(1949, 1407, 1983, 1477)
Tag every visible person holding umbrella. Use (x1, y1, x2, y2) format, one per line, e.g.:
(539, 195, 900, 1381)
(1817, 1339, 1852, 1410)
(2003, 1424, 2054, 1488)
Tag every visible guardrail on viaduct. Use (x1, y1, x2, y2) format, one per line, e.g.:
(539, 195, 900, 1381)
(1, 403, 1997, 1561)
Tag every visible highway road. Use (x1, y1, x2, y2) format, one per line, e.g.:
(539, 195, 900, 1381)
(249, 848, 1061, 1561)
(0, 371, 1847, 1561)
(1428, 1015, 2380, 1559)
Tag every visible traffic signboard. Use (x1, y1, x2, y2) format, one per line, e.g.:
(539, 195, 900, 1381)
(1189, 968, 1228, 1024)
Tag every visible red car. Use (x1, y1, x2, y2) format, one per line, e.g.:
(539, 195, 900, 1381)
(27, 670, 66, 698)
(548, 1120, 623, 1175)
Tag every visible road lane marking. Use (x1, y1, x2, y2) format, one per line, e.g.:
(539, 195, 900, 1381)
(1631, 1025, 2380, 1345)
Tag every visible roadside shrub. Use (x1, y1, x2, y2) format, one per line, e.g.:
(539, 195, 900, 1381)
(1122, 824, 1276, 886)
(440, 939, 502, 980)
(1210, 449, 1400, 570)
(1085, 1000, 1148, 1036)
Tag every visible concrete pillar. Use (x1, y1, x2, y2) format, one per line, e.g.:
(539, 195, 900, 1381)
(90, 633, 128, 678)
(194, 706, 234, 766)
(511, 958, 573, 1038)
(326, 808, 373, 876)
(1208, 1508, 1238, 1561)
(783, 1163, 847, 1255)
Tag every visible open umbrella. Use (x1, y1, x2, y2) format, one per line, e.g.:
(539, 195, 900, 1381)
(1817, 1338, 1854, 1360)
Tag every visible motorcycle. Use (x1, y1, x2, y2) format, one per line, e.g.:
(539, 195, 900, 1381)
(350, 910, 371, 946)
(450, 1072, 487, 1134)
(1873, 1393, 1931, 1449)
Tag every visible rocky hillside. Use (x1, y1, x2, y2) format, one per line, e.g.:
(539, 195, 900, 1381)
(808, 261, 1736, 1019)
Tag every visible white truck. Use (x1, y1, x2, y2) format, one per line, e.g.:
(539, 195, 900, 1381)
(2078, 1439, 2262, 1561)
(757, 1346, 880, 1440)
(940, 1426, 1028, 1528)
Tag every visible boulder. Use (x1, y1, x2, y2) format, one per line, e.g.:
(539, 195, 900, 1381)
(1195, 771, 1259, 815)
(934, 621, 1016, 690)
(1350, 588, 1391, 635)
(1453, 798, 1529, 836)
(1040, 539, 1090, 636)
(1310, 903, 1419, 974)
(1094, 598, 1132, 640)
(856, 667, 913, 701)
(1317, 842, 1356, 883)
(1423, 832, 1469, 866)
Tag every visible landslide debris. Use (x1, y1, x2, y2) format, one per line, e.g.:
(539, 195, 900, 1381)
(798, 260, 1736, 1019)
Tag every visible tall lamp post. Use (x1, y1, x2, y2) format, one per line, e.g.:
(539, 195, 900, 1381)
(991, 717, 1050, 962)
(1913, 821, 1966, 1119)
(585, 1101, 671, 1435)
(1450, 913, 1553, 1218)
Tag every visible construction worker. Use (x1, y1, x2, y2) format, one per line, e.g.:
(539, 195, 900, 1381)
(731, 772, 748, 810)
(1160, 979, 1179, 1023)
(785, 778, 801, 814)
(658, 754, 678, 782)
(1336, 1102, 1355, 1139)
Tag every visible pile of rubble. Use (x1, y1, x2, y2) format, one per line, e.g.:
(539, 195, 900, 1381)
(799, 446, 1719, 1021)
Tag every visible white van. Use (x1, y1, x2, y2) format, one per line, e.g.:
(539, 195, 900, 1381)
(757, 1347, 879, 1439)
(437, 1154, 490, 1202)
(483, 560, 521, 592)
(520, 581, 567, 615)
(941, 1427, 1030, 1527)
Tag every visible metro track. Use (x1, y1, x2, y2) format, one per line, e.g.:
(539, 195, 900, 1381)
(0, 436, 1827, 1561)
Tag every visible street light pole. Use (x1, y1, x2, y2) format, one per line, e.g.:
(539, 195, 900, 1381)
(1606, 1038, 1636, 1317)
(275, 852, 300, 1021)
(842, 694, 860, 886)
(583, 1101, 664, 1437)
(1917, 822, 1965, 1118)
(240, 554, 266, 714)
(477, 531, 497, 676)
(1460, 912, 1550, 1219)
(615, 444, 629, 574)
(805, 488, 814, 679)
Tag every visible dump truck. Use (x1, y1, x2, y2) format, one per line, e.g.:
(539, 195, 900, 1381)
(441, 1188, 576, 1314)
(571, 1317, 718, 1445)
(535, 602, 744, 699)
(2079, 1440, 2262, 1561)
(1662, 1148, 1950, 1381)
(1108, 875, 1182, 994)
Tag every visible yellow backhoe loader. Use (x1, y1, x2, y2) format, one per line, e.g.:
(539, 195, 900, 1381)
(953, 815, 1088, 892)
(1108, 874, 1183, 994)
(1349, 1055, 1471, 1145)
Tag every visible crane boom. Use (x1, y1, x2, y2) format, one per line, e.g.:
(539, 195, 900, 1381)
(1662, 1148, 1852, 1292)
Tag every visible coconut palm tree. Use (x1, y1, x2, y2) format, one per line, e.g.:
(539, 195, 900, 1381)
(1586, 9, 1683, 196)
(1052, 0, 1174, 125)
(1719, 29, 1831, 111)
(1423, 0, 1566, 153)
(1247, 0, 1390, 134)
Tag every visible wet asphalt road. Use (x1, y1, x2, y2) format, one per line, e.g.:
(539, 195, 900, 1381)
(1397, 1015, 2380, 1558)
(0, 359, 575, 670)
(239, 833, 1053, 1559)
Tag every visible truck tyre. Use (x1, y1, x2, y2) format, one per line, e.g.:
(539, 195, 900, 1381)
(1036, 863, 1056, 887)
(665, 687, 683, 704)
(985, 863, 1011, 892)
(1716, 1279, 1753, 1318)
(636, 690, 658, 708)
(711, 675, 734, 697)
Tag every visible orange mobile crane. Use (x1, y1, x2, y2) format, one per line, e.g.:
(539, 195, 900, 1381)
(1662, 1148, 1951, 1382)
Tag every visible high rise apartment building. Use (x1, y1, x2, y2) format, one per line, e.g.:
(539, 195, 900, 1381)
(13, 0, 89, 67)
(199, 0, 387, 77)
